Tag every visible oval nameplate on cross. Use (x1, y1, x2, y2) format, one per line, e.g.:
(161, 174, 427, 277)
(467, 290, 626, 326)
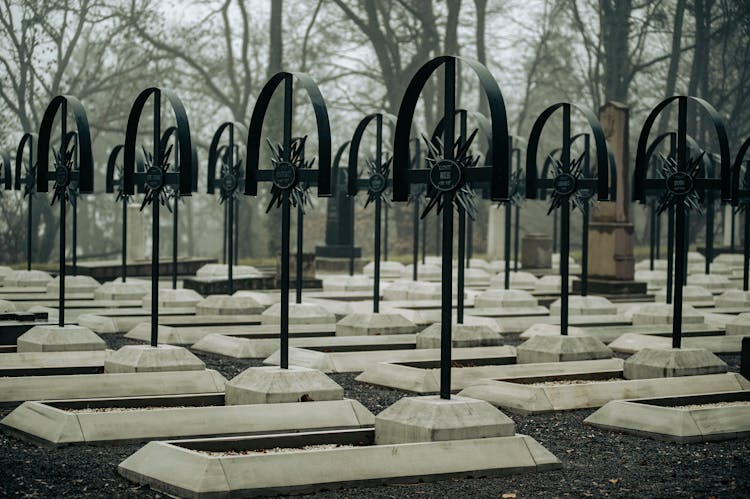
(222, 173, 238, 193)
(272, 160, 296, 189)
(145, 166, 165, 190)
(54, 166, 70, 187)
(553, 172, 576, 196)
(368, 172, 386, 194)
(429, 159, 462, 192)
(666, 171, 693, 196)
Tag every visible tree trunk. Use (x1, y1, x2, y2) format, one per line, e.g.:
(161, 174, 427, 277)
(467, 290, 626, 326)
(656, 0, 687, 135)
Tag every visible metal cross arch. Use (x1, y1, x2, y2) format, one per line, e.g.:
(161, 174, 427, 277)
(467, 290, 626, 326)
(207, 121, 248, 294)
(633, 95, 731, 349)
(0, 150, 10, 192)
(510, 137, 526, 275)
(124, 87, 194, 348)
(244, 71, 332, 370)
(159, 125, 199, 290)
(393, 55, 510, 400)
(525, 102, 611, 336)
(730, 136, 750, 290)
(36, 95, 94, 327)
(348, 112, 397, 313)
(106, 144, 145, 283)
(429, 107, 493, 323)
(14, 133, 37, 271)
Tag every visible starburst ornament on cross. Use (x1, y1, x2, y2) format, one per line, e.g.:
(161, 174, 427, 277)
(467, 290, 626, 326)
(139, 144, 174, 212)
(266, 136, 314, 213)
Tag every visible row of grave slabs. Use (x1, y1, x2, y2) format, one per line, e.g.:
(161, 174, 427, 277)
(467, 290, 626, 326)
(2, 62, 750, 497)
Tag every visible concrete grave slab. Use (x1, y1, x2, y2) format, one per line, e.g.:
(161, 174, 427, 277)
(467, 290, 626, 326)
(627, 303, 705, 325)
(0, 350, 105, 376)
(0, 265, 11, 284)
(516, 335, 612, 363)
(573, 323, 725, 344)
(716, 290, 750, 308)
(225, 366, 344, 405)
(489, 271, 538, 290)
(195, 294, 265, 315)
(2, 398, 373, 446)
(623, 347, 728, 379)
(636, 259, 668, 271)
(459, 373, 749, 414)
(654, 285, 715, 306)
(454, 268, 491, 287)
(610, 333, 744, 354)
(474, 288, 538, 308)
(495, 314, 630, 334)
(688, 263, 733, 276)
(335, 312, 417, 336)
(416, 323, 503, 348)
(196, 264, 263, 279)
(118, 430, 560, 498)
(76, 309, 195, 333)
(0, 369, 227, 406)
(2, 270, 52, 288)
(142, 288, 204, 308)
(232, 290, 279, 307)
(94, 280, 150, 301)
(374, 395, 515, 444)
(192, 333, 416, 359)
(400, 264, 442, 282)
(322, 275, 373, 292)
(466, 306, 550, 318)
(534, 275, 577, 293)
(726, 312, 750, 335)
(105, 345, 205, 373)
(304, 298, 374, 320)
(261, 302, 336, 325)
(549, 295, 618, 316)
(46, 275, 101, 294)
(635, 269, 667, 289)
(0, 299, 16, 313)
(584, 391, 750, 442)
(264, 345, 517, 373)
(364, 261, 404, 279)
(16, 325, 106, 353)
(356, 358, 624, 394)
(686, 273, 734, 291)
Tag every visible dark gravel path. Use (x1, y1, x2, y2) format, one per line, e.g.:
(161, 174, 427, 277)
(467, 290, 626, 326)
(0, 333, 747, 498)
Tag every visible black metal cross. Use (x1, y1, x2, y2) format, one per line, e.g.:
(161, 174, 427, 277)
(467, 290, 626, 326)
(731, 136, 750, 290)
(207, 122, 248, 294)
(510, 138, 525, 274)
(14, 133, 36, 271)
(348, 113, 396, 312)
(245, 71, 331, 370)
(393, 55, 510, 400)
(106, 144, 145, 283)
(36, 95, 94, 327)
(633, 95, 731, 348)
(526, 103, 611, 336)
(123, 87, 194, 347)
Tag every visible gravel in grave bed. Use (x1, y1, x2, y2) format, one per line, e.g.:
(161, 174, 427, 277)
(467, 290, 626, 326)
(0, 334, 746, 498)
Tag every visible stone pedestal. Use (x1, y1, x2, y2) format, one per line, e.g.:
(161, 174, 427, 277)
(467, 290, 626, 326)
(195, 264, 263, 279)
(623, 348, 728, 379)
(141, 288, 204, 308)
(261, 303, 336, 325)
(94, 279, 150, 300)
(0, 265, 11, 284)
(0, 299, 16, 313)
(654, 285, 714, 305)
(195, 294, 265, 315)
(628, 303, 705, 325)
(521, 234, 552, 269)
(336, 313, 417, 336)
(474, 289, 538, 308)
(322, 275, 373, 292)
(17, 325, 106, 353)
(416, 323, 503, 348)
(225, 365, 343, 405)
(279, 252, 317, 281)
(549, 295, 617, 316)
(726, 313, 750, 335)
(516, 335, 612, 364)
(104, 344, 205, 373)
(46, 275, 101, 294)
(490, 271, 538, 290)
(717, 290, 750, 308)
(374, 395, 515, 444)
(364, 261, 404, 279)
(3, 269, 52, 287)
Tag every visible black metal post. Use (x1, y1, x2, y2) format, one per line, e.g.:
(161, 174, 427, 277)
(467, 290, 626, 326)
(172, 190, 178, 289)
(412, 195, 419, 281)
(296, 203, 303, 304)
(421, 208, 427, 264)
(227, 130, 235, 295)
(349, 199, 355, 276)
(666, 206, 675, 304)
(649, 200, 657, 270)
(27, 196, 32, 271)
(504, 201, 512, 289)
(72, 201, 77, 275)
(559, 106, 571, 336)
(513, 203, 520, 272)
(552, 207, 558, 253)
(222, 201, 227, 264)
(122, 196, 127, 282)
(457, 207, 465, 323)
(705, 196, 714, 275)
(374, 196, 382, 313)
(383, 202, 388, 261)
(467, 217, 474, 265)
(234, 199, 239, 265)
(59, 190, 66, 327)
(281, 189, 290, 368)
(744, 206, 749, 291)
(581, 202, 589, 296)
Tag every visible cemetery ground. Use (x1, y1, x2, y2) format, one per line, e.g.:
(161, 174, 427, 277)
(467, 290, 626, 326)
(1, 332, 747, 498)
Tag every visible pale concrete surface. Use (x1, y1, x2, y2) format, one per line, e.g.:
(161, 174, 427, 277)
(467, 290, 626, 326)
(400, 264, 442, 281)
(459, 373, 748, 414)
(0, 369, 226, 404)
(261, 303, 336, 325)
(335, 312, 417, 336)
(627, 303, 705, 325)
(192, 333, 416, 359)
(364, 261, 404, 279)
(264, 345, 517, 373)
(716, 290, 750, 308)
(1, 399, 374, 445)
(474, 288, 538, 308)
(46, 276, 101, 294)
(118, 434, 560, 497)
(489, 271, 538, 290)
(195, 294, 265, 315)
(534, 275, 577, 293)
(623, 348, 728, 379)
(0, 298, 16, 313)
(635, 269, 667, 289)
(104, 345, 205, 373)
(16, 325, 106, 353)
(654, 285, 715, 305)
(0, 350, 105, 373)
(94, 280, 150, 301)
(726, 312, 750, 335)
(3, 270, 52, 287)
(142, 288, 204, 308)
(416, 323, 503, 348)
(495, 314, 631, 334)
(549, 295, 618, 316)
(374, 395, 515, 444)
(687, 273, 734, 291)
(356, 358, 624, 394)
(584, 394, 750, 442)
(225, 365, 344, 404)
(196, 264, 263, 279)
(322, 275, 373, 292)
(454, 267, 492, 287)
(609, 333, 744, 354)
(76, 309, 195, 333)
(516, 335, 613, 363)
(232, 290, 279, 307)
